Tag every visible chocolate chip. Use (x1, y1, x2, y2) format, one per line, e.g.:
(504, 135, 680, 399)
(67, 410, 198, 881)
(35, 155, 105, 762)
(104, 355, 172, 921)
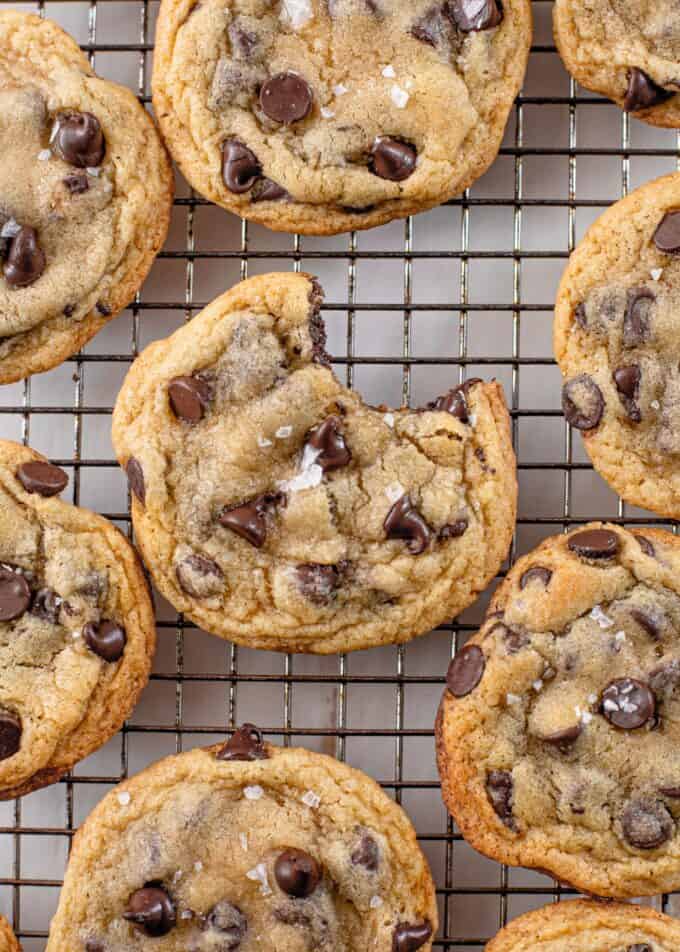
(621, 799, 673, 850)
(16, 461, 68, 497)
(222, 139, 261, 193)
(295, 563, 341, 604)
(628, 946, 653, 952)
(4, 226, 45, 288)
(175, 554, 223, 597)
(63, 304, 76, 317)
(486, 769, 515, 829)
(384, 495, 432, 555)
(31, 588, 61, 624)
(654, 210, 680, 254)
(446, 643, 485, 696)
(562, 374, 604, 430)
(411, 6, 448, 44)
(429, 379, 482, 422)
(83, 620, 126, 662)
(168, 375, 211, 423)
(601, 678, 655, 730)
(370, 138, 417, 181)
(228, 21, 259, 59)
(260, 72, 313, 124)
(567, 528, 620, 559)
(492, 622, 528, 654)
(63, 172, 89, 194)
(624, 288, 654, 347)
(0, 566, 31, 621)
(274, 849, 320, 898)
(630, 609, 661, 640)
(306, 417, 351, 472)
(447, 0, 502, 31)
(96, 300, 112, 316)
(635, 534, 655, 557)
(0, 711, 21, 761)
(124, 884, 176, 937)
(649, 660, 680, 695)
(85, 941, 104, 952)
(574, 302, 588, 330)
(614, 364, 642, 422)
(392, 921, 433, 952)
(519, 566, 552, 589)
(660, 785, 680, 798)
(126, 458, 145, 505)
(542, 724, 582, 749)
(351, 833, 379, 871)
(205, 900, 247, 946)
(624, 68, 672, 112)
(54, 112, 105, 167)
(217, 723, 268, 761)
(251, 178, 289, 203)
(219, 493, 283, 548)
(439, 519, 468, 540)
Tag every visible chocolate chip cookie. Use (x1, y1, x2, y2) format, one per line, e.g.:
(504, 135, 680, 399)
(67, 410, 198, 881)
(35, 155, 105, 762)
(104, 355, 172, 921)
(0, 917, 19, 952)
(47, 725, 437, 950)
(152, 0, 532, 235)
(437, 522, 680, 898)
(111, 272, 516, 654)
(554, 172, 680, 518)
(0, 440, 155, 800)
(554, 1, 680, 127)
(0, 11, 173, 384)
(486, 899, 680, 951)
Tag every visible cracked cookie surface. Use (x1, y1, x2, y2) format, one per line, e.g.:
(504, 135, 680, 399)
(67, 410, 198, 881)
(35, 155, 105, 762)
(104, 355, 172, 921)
(152, 0, 531, 235)
(437, 522, 680, 898)
(47, 728, 437, 951)
(554, 172, 680, 519)
(0, 440, 155, 800)
(111, 272, 516, 654)
(554, 1, 680, 127)
(0, 11, 173, 383)
(486, 899, 680, 952)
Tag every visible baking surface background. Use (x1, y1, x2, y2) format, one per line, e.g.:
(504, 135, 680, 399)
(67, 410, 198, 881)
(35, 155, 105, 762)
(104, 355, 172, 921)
(0, 0, 679, 947)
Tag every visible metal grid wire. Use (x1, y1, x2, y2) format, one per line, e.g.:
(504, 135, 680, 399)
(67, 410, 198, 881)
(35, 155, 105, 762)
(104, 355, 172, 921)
(2, 0, 680, 948)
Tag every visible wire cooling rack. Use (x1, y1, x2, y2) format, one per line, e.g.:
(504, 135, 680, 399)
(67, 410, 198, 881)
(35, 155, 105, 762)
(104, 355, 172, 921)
(2, 0, 680, 948)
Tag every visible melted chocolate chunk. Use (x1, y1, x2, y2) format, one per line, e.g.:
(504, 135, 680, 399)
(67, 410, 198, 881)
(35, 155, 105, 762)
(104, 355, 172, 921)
(83, 620, 126, 662)
(392, 921, 433, 952)
(493, 622, 529, 654)
(614, 364, 641, 422)
(306, 417, 351, 472)
(446, 643, 485, 696)
(54, 112, 105, 167)
(96, 300, 112, 316)
(486, 769, 515, 829)
(428, 378, 481, 422)
(628, 946, 653, 952)
(384, 495, 432, 555)
(274, 849, 321, 898)
(0, 566, 31, 622)
(601, 678, 655, 730)
(295, 563, 342, 604)
(219, 493, 283, 548)
(411, 5, 448, 45)
(574, 302, 588, 330)
(635, 534, 655, 557)
(260, 73, 313, 124)
(124, 884, 176, 937)
(63, 172, 89, 194)
(0, 711, 21, 760)
(168, 375, 211, 423)
(630, 609, 661, 640)
(623, 288, 654, 347)
(222, 139, 261, 193)
(370, 138, 417, 181)
(621, 799, 673, 849)
(4, 226, 45, 288)
(542, 724, 583, 749)
(519, 566, 552, 589)
(205, 900, 247, 946)
(31, 587, 61, 624)
(16, 461, 68, 497)
(438, 519, 468, 540)
(126, 458, 145, 505)
(228, 21, 259, 59)
(251, 178, 289, 203)
(654, 210, 680, 254)
(660, 785, 680, 798)
(624, 68, 672, 112)
(562, 374, 604, 430)
(447, 0, 502, 31)
(351, 833, 379, 871)
(175, 554, 223, 597)
(217, 723, 268, 761)
(567, 528, 620, 560)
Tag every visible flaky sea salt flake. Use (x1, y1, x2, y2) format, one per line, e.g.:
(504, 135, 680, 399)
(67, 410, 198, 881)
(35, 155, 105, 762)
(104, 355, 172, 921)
(382, 65, 396, 78)
(281, 0, 313, 30)
(302, 789, 321, 808)
(244, 784, 264, 801)
(247, 863, 272, 895)
(390, 85, 409, 109)
(117, 791, 131, 806)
